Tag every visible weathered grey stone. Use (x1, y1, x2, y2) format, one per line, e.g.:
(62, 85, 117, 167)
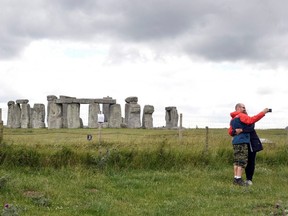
(88, 103, 100, 128)
(0, 108, 2, 122)
(47, 95, 118, 129)
(47, 96, 63, 129)
(7, 101, 21, 128)
(58, 96, 73, 128)
(142, 105, 154, 129)
(31, 104, 46, 128)
(66, 103, 81, 128)
(165, 106, 178, 129)
(125, 103, 141, 128)
(16, 99, 29, 104)
(109, 104, 122, 128)
(6, 95, 157, 129)
(7, 101, 14, 128)
(47, 95, 58, 101)
(143, 105, 154, 114)
(55, 98, 116, 104)
(20, 103, 31, 128)
(125, 96, 138, 104)
(103, 96, 112, 122)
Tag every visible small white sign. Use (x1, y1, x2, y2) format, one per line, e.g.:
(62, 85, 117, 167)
(97, 114, 105, 123)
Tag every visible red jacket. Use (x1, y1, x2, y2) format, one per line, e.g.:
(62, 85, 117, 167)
(228, 111, 265, 136)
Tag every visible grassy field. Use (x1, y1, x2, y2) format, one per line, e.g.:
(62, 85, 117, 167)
(0, 128, 288, 215)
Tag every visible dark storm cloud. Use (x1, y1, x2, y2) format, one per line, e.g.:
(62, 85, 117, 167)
(1, 0, 288, 63)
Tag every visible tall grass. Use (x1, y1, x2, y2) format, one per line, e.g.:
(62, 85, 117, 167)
(2, 128, 287, 169)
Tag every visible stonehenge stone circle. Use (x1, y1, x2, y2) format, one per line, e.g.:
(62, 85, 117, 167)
(4, 95, 180, 129)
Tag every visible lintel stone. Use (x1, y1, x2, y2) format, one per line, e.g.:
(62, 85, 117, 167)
(16, 99, 29, 104)
(55, 98, 116, 104)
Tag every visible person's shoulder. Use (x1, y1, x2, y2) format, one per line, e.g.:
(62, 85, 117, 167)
(237, 112, 248, 118)
(230, 111, 241, 118)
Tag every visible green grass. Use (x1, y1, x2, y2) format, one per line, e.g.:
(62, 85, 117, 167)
(1, 166, 288, 215)
(0, 128, 288, 215)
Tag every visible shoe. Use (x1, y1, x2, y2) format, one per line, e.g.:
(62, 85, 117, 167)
(245, 180, 253, 186)
(233, 178, 247, 186)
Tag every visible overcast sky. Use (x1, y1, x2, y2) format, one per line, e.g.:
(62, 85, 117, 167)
(1, 0, 288, 128)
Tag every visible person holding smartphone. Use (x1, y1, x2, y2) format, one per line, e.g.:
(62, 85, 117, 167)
(229, 103, 270, 186)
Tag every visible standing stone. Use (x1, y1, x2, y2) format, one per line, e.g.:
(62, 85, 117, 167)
(165, 106, 178, 129)
(47, 95, 63, 129)
(88, 103, 100, 128)
(21, 102, 31, 128)
(142, 105, 154, 129)
(0, 110, 3, 144)
(67, 103, 81, 128)
(7, 101, 21, 128)
(16, 99, 30, 128)
(60, 96, 76, 128)
(109, 104, 122, 128)
(31, 104, 46, 128)
(7, 101, 14, 128)
(125, 97, 141, 128)
(102, 96, 112, 122)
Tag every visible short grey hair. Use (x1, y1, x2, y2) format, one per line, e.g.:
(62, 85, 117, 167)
(235, 103, 242, 110)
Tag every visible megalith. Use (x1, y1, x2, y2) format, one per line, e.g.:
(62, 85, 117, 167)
(142, 105, 154, 129)
(17, 99, 30, 128)
(47, 95, 63, 129)
(125, 97, 141, 128)
(165, 106, 178, 129)
(109, 104, 122, 128)
(31, 104, 46, 128)
(60, 96, 76, 128)
(7, 101, 21, 128)
(88, 103, 101, 128)
(102, 96, 112, 122)
(67, 103, 81, 128)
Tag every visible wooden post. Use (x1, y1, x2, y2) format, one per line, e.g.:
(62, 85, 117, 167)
(178, 113, 183, 142)
(0, 121, 3, 144)
(0, 108, 3, 143)
(286, 128, 288, 147)
(205, 126, 209, 153)
(98, 123, 102, 144)
(97, 113, 104, 145)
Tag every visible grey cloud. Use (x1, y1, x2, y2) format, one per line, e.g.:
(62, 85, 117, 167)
(1, 0, 288, 64)
(0, 83, 22, 103)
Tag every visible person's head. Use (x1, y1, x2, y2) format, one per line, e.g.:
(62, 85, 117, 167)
(235, 103, 247, 114)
